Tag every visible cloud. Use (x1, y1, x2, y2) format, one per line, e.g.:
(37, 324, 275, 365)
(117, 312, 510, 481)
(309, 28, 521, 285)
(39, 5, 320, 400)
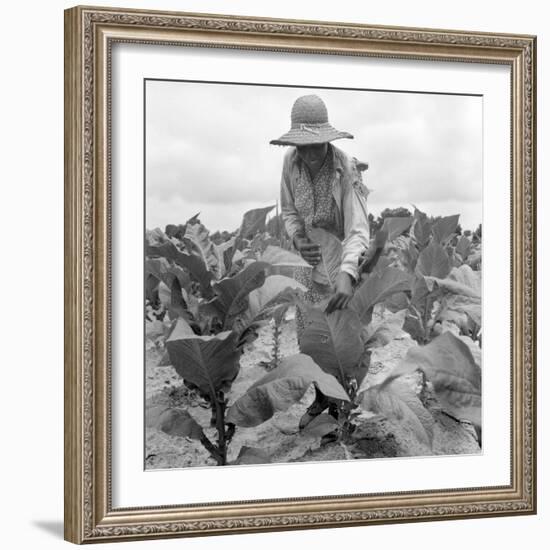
(146, 81, 481, 232)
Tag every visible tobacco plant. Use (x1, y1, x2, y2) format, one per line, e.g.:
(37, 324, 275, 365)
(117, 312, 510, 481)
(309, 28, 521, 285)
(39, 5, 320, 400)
(230, 218, 482, 450)
(145, 209, 310, 464)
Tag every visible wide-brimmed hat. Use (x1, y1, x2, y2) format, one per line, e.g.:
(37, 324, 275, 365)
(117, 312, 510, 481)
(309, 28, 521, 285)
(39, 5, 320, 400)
(270, 94, 354, 146)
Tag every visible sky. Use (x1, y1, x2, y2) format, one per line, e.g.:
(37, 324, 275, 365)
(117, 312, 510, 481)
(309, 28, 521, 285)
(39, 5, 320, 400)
(145, 80, 482, 233)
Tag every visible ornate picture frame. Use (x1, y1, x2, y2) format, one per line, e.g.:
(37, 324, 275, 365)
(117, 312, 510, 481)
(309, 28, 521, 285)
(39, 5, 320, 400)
(64, 5, 536, 544)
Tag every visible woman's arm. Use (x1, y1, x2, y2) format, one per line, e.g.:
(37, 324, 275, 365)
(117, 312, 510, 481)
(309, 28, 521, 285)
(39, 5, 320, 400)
(325, 158, 370, 313)
(340, 167, 370, 282)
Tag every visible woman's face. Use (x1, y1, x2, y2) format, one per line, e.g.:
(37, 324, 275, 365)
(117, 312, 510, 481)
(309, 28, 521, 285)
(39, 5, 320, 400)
(296, 143, 328, 170)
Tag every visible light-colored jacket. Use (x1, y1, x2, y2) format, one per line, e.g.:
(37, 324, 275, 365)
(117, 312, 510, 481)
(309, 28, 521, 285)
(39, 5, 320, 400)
(279, 144, 370, 281)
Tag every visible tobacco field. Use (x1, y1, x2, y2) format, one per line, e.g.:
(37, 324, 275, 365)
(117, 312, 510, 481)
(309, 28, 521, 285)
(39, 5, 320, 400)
(144, 206, 482, 468)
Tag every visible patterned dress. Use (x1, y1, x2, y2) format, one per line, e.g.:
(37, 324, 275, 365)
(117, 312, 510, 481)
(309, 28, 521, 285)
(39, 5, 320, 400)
(293, 150, 343, 337)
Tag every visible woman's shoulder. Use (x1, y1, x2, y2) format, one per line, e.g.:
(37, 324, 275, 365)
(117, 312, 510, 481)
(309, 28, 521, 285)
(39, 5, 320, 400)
(332, 145, 370, 199)
(332, 145, 367, 174)
(332, 144, 352, 164)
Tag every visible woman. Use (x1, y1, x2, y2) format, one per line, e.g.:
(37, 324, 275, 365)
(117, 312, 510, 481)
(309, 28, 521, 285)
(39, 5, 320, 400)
(270, 94, 370, 323)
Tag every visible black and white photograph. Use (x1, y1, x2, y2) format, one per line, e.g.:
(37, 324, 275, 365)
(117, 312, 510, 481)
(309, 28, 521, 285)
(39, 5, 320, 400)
(144, 80, 482, 469)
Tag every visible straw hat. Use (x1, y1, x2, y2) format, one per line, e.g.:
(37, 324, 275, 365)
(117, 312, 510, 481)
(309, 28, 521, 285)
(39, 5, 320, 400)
(270, 94, 354, 146)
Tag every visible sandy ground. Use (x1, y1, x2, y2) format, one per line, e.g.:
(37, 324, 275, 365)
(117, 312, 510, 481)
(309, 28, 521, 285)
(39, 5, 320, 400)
(145, 311, 480, 470)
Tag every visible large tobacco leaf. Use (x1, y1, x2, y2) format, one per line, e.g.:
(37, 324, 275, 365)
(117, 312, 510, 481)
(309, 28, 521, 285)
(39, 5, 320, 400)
(447, 264, 481, 295)
(426, 277, 479, 299)
(431, 214, 460, 245)
(466, 250, 482, 270)
(231, 275, 305, 338)
(208, 261, 269, 329)
(146, 239, 213, 297)
(389, 331, 481, 430)
(402, 275, 440, 343)
(145, 257, 191, 292)
(370, 255, 393, 275)
(299, 306, 365, 386)
(402, 310, 425, 344)
(360, 379, 435, 447)
(455, 235, 472, 260)
(155, 407, 205, 441)
(215, 237, 237, 274)
(248, 233, 279, 254)
(380, 216, 414, 242)
(415, 241, 452, 279)
(165, 223, 187, 241)
(440, 295, 481, 329)
(308, 227, 343, 288)
(359, 228, 388, 275)
(457, 334, 482, 369)
(350, 267, 411, 325)
(412, 208, 432, 248)
(166, 318, 241, 397)
(427, 264, 481, 298)
(301, 413, 340, 438)
(260, 246, 310, 268)
(146, 404, 168, 429)
(260, 245, 310, 278)
(232, 446, 272, 465)
(382, 291, 410, 313)
(239, 205, 276, 240)
(160, 277, 189, 321)
(146, 257, 193, 319)
(247, 275, 305, 321)
(399, 240, 420, 272)
(145, 274, 160, 305)
(165, 212, 200, 241)
(164, 212, 201, 240)
(145, 227, 168, 247)
(183, 222, 223, 279)
(227, 354, 349, 427)
(429, 265, 481, 328)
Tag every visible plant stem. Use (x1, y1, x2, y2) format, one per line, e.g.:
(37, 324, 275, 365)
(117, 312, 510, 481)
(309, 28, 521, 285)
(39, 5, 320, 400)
(422, 294, 435, 344)
(199, 434, 222, 463)
(268, 318, 282, 370)
(338, 379, 358, 442)
(339, 441, 352, 460)
(213, 391, 228, 466)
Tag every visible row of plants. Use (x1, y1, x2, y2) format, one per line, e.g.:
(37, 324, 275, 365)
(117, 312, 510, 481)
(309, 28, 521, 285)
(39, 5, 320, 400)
(145, 205, 482, 465)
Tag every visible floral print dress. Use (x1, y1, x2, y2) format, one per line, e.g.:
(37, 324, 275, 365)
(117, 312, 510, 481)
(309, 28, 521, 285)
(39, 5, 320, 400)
(293, 149, 342, 336)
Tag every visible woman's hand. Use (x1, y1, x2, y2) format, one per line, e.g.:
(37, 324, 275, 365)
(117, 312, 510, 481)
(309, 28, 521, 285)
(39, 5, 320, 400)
(294, 236, 321, 266)
(326, 272, 354, 314)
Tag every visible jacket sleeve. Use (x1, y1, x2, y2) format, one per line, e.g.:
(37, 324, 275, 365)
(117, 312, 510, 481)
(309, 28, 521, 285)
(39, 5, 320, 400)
(339, 163, 370, 281)
(280, 149, 305, 242)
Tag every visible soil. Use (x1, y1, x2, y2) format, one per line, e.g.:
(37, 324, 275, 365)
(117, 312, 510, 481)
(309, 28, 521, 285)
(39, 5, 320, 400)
(145, 310, 480, 470)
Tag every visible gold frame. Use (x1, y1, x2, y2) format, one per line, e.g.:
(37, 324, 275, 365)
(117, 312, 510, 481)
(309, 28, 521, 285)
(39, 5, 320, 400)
(64, 5, 537, 544)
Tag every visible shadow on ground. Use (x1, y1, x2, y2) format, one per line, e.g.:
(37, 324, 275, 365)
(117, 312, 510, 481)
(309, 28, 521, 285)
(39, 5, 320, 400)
(33, 520, 64, 540)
